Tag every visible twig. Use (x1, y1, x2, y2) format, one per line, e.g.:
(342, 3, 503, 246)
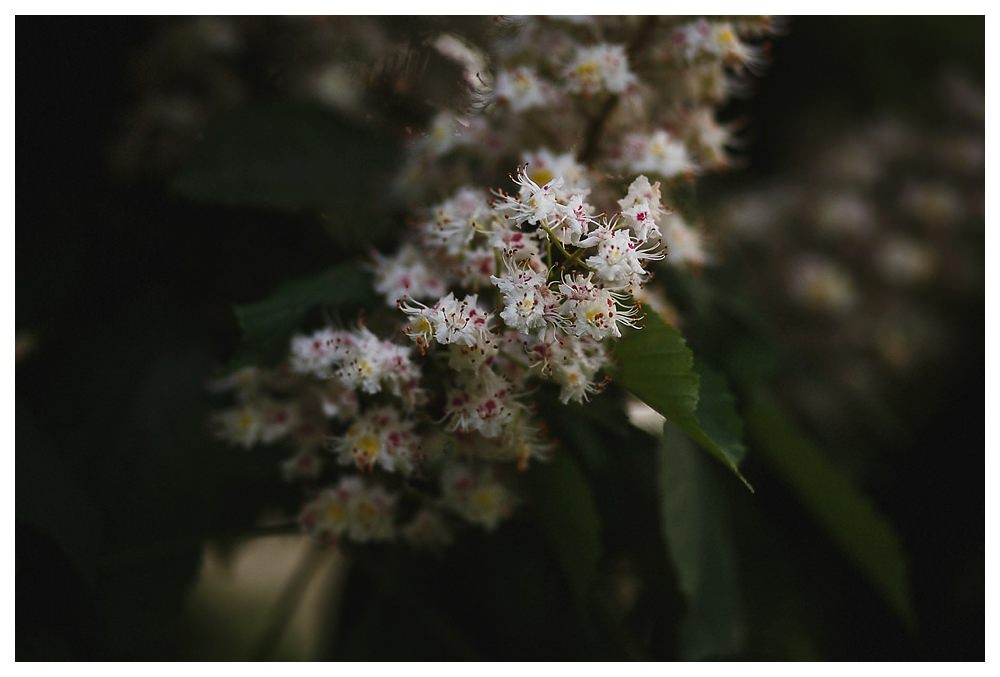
(538, 223, 595, 273)
(578, 17, 660, 164)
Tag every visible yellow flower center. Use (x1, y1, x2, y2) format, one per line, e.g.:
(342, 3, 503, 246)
(530, 168, 554, 186)
(326, 502, 347, 524)
(576, 61, 599, 79)
(413, 316, 432, 335)
(353, 433, 381, 465)
(585, 306, 604, 325)
(473, 487, 499, 512)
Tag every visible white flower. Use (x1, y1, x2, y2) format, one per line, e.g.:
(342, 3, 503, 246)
(672, 19, 715, 62)
(421, 111, 487, 156)
(494, 66, 552, 112)
(491, 257, 563, 336)
(444, 368, 520, 439)
(213, 406, 263, 448)
(399, 301, 439, 352)
(686, 108, 733, 168)
(711, 22, 764, 70)
(401, 294, 498, 380)
(504, 419, 553, 470)
(299, 477, 397, 544)
(877, 237, 934, 285)
(619, 204, 662, 244)
(530, 333, 610, 404)
(441, 463, 515, 530)
(317, 381, 360, 422)
(212, 401, 297, 449)
(336, 328, 421, 404)
(281, 449, 323, 482)
(337, 407, 422, 474)
(623, 130, 695, 179)
(680, 60, 733, 103)
(564, 44, 636, 96)
(299, 478, 359, 542)
(455, 245, 498, 288)
(425, 187, 493, 255)
(496, 167, 567, 228)
(662, 213, 708, 267)
(372, 243, 448, 306)
(439, 293, 491, 346)
(789, 256, 856, 313)
(557, 273, 641, 340)
(521, 148, 590, 197)
(814, 193, 876, 237)
(494, 167, 598, 250)
(581, 221, 662, 289)
(445, 293, 494, 346)
(447, 339, 499, 373)
(310, 63, 362, 112)
(488, 222, 542, 260)
(289, 327, 352, 378)
(899, 181, 964, 227)
(556, 194, 598, 246)
(672, 20, 762, 70)
(346, 484, 398, 542)
(618, 175, 665, 243)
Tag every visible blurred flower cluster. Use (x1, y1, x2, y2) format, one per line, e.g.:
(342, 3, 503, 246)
(112, 16, 493, 174)
(713, 72, 983, 447)
(205, 16, 777, 548)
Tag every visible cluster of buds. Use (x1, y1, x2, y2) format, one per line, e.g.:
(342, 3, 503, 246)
(210, 16, 777, 548)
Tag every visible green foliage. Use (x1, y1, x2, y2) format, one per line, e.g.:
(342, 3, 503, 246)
(689, 362, 748, 479)
(614, 311, 749, 486)
(745, 394, 916, 628)
(525, 451, 603, 612)
(173, 104, 401, 251)
(174, 103, 400, 211)
(230, 263, 374, 368)
(659, 423, 746, 659)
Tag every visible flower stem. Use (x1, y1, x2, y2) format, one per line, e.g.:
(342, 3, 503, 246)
(539, 223, 594, 272)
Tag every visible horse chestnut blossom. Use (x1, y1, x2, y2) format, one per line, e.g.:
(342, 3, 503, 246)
(564, 44, 636, 96)
(299, 476, 397, 544)
(618, 130, 696, 179)
(337, 407, 421, 474)
(210, 16, 776, 549)
(494, 66, 554, 112)
(491, 258, 561, 335)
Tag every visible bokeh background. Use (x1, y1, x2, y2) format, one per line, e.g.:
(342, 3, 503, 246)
(17, 16, 983, 660)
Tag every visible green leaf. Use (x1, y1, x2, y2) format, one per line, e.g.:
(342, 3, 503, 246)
(744, 394, 916, 628)
(660, 423, 746, 659)
(174, 104, 400, 213)
(230, 263, 374, 368)
(689, 362, 748, 472)
(525, 451, 602, 610)
(615, 311, 749, 486)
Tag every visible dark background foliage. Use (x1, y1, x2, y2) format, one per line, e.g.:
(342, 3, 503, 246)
(16, 16, 983, 660)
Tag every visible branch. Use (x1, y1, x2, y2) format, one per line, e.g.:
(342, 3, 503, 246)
(578, 17, 660, 164)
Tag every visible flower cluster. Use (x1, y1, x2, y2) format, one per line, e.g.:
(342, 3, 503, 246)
(209, 16, 776, 548)
(712, 73, 982, 438)
(390, 162, 668, 404)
